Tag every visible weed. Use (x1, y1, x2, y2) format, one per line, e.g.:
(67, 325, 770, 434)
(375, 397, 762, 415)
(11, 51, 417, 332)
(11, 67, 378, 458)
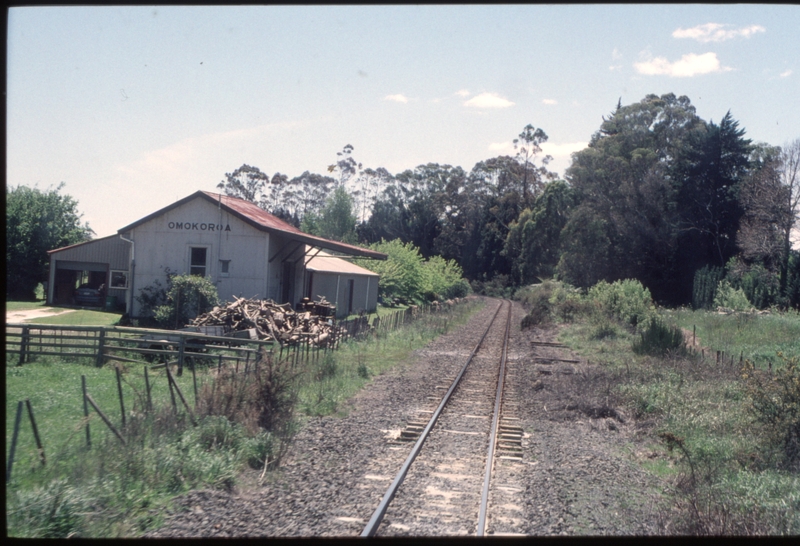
(741, 353, 800, 470)
(633, 317, 686, 357)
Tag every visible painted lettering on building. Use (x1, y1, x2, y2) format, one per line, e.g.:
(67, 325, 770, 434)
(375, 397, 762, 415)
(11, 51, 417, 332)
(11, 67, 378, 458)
(167, 221, 231, 232)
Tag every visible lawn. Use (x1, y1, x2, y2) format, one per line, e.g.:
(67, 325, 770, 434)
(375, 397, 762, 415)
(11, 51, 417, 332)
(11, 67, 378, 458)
(6, 301, 48, 311)
(24, 309, 123, 327)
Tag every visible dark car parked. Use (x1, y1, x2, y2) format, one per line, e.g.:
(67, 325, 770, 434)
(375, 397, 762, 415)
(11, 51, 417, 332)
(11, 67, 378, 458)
(74, 284, 104, 306)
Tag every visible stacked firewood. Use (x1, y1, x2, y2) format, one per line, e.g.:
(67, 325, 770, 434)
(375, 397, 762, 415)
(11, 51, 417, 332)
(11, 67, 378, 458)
(190, 296, 338, 346)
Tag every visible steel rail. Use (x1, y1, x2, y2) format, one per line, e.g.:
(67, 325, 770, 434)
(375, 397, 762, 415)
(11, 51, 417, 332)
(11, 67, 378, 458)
(476, 299, 513, 535)
(360, 299, 507, 537)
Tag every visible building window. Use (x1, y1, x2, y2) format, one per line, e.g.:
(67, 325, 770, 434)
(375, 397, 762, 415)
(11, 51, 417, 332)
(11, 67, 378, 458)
(110, 270, 129, 289)
(190, 247, 208, 277)
(219, 260, 230, 278)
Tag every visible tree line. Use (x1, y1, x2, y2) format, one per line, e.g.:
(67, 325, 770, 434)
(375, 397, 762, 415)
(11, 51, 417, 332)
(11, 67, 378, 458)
(219, 93, 800, 309)
(8, 92, 800, 309)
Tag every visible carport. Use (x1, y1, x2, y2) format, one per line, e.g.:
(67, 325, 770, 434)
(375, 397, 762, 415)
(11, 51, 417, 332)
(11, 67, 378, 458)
(47, 235, 132, 310)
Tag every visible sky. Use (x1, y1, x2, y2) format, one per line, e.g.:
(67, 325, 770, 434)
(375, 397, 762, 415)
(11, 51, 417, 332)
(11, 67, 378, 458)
(7, 5, 800, 238)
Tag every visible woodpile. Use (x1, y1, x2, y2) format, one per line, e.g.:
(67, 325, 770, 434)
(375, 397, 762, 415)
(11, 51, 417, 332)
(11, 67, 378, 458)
(190, 297, 339, 346)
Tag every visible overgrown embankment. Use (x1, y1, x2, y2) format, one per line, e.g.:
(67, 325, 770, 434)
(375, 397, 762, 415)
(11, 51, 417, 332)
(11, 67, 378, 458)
(517, 280, 800, 535)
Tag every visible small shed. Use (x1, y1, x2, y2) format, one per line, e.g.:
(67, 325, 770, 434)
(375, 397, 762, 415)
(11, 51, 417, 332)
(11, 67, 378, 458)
(46, 234, 132, 308)
(304, 250, 380, 318)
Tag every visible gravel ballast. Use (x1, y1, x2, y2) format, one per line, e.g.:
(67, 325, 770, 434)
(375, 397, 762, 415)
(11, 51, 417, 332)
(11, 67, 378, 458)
(145, 298, 666, 537)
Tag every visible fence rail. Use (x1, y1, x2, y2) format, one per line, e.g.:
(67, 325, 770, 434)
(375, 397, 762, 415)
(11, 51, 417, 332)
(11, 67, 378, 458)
(5, 300, 466, 370)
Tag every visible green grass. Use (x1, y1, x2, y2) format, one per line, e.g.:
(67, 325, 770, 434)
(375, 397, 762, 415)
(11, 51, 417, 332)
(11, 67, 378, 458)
(5, 298, 484, 537)
(25, 309, 123, 327)
(669, 308, 800, 369)
(555, 307, 800, 534)
(299, 299, 483, 417)
(6, 301, 48, 311)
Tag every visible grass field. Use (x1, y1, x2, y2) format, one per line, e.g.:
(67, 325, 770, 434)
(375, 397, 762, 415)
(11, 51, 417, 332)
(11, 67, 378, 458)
(24, 309, 123, 327)
(6, 301, 48, 311)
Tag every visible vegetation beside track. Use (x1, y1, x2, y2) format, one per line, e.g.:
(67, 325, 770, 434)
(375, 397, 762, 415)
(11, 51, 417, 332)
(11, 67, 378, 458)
(5, 297, 483, 538)
(517, 280, 800, 535)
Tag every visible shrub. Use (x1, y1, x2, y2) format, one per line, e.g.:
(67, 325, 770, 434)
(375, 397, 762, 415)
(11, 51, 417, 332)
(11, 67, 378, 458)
(365, 239, 427, 304)
(153, 273, 220, 329)
(588, 279, 654, 329)
(517, 281, 555, 329)
(742, 353, 800, 470)
(632, 317, 685, 356)
(713, 280, 753, 312)
(422, 255, 471, 301)
(725, 259, 780, 310)
(693, 265, 725, 310)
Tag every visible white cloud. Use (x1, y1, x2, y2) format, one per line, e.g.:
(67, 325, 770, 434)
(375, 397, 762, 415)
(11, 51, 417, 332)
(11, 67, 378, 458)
(488, 141, 514, 153)
(541, 141, 589, 158)
(384, 94, 409, 103)
(464, 92, 515, 109)
(542, 99, 558, 105)
(612, 47, 622, 60)
(672, 23, 765, 43)
(634, 52, 732, 77)
(609, 65, 623, 71)
(780, 69, 793, 78)
(455, 89, 471, 97)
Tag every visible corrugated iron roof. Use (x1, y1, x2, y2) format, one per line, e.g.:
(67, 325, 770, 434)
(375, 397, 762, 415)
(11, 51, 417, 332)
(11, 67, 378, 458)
(306, 251, 379, 276)
(47, 233, 128, 255)
(117, 190, 387, 260)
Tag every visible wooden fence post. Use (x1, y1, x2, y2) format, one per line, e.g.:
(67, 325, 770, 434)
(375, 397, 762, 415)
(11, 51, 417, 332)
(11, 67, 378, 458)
(144, 366, 153, 413)
(167, 367, 178, 414)
(85, 394, 126, 445)
(18, 326, 29, 366)
(25, 399, 46, 467)
(192, 364, 198, 408)
(6, 401, 24, 483)
(95, 330, 106, 367)
(82, 375, 91, 448)
(165, 364, 197, 426)
(115, 365, 126, 427)
(177, 337, 186, 376)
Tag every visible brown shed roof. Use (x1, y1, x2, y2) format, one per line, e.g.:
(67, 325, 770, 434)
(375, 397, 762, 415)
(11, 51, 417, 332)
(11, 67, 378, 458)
(117, 191, 387, 260)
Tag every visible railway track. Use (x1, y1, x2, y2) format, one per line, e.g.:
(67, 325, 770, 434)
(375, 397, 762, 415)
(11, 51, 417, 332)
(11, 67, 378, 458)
(361, 299, 523, 536)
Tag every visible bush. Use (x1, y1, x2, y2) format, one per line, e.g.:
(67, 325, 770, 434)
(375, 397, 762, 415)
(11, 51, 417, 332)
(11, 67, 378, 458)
(632, 317, 685, 356)
(693, 265, 725, 310)
(588, 279, 654, 329)
(713, 280, 753, 312)
(422, 255, 471, 301)
(153, 274, 220, 329)
(725, 259, 780, 310)
(365, 239, 427, 304)
(742, 353, 800, 470)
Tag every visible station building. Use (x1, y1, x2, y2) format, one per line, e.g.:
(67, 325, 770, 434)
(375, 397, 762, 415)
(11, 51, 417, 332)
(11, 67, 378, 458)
(46, 190, 386, 319)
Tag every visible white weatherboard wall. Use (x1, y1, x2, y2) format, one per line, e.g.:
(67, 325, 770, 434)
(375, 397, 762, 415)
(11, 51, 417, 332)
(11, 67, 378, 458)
(122, 197, 274, 317)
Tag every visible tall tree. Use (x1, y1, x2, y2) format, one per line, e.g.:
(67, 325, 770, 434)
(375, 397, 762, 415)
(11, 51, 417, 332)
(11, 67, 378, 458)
(674, 111, 753, 298)
(7, 183, 93, 300)
(313, 185, 358, 244)
(504, 180, 575, 284)
(513, 124, 555, 208)
(217, 164, 271, 203)
(559, 93, 707, 302)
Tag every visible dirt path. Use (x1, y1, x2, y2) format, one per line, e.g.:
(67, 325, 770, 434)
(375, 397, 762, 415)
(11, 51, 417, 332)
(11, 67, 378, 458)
(5, 307, 76, 323)
(145, 299, 666, 537)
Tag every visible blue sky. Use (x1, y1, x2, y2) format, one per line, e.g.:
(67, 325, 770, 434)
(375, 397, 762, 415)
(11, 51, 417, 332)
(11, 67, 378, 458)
(7, 5, 799, 238)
